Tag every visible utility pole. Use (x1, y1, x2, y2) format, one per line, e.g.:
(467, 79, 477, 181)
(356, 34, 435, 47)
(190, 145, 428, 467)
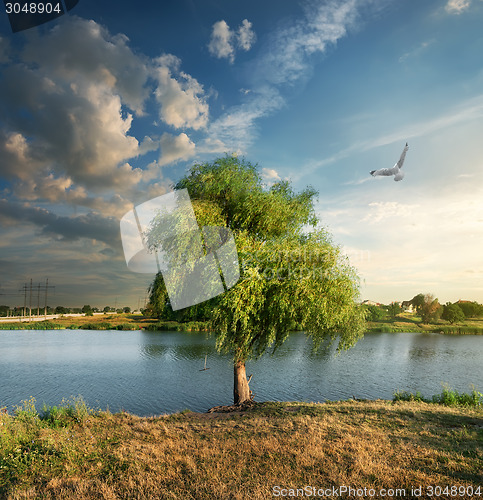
(29, 279, 33, 321)
(17, 279, 55, 320)
(43, 278, 54, 318)
(21, 283, 27, 318)
(37, 282, 41, 316)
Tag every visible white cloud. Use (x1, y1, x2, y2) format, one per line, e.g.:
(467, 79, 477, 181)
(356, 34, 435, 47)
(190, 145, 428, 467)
(0, 16, 213, 216)
(208, 19, 256, 64)
(207, 87, 284, 152)
(237, 19, 256, 51)
(159, 132, 196, 166)
(445, 0, 471, 14)
(0, 70, 141, 194)
(207, 1, 360, 150)
(22, 17, 150, 115)
(153, 55, 209, 130)
(362, 201, 420, 224)
(262, 168, 281, 181)
(208, 20, 235, 63)
(0, 16, 214, 251)
(254, 0, 358, 86)
(197, 137, 229, 154)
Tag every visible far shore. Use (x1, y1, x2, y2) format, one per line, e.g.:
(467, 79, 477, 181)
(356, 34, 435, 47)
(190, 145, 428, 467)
(0, 312, 482, 334)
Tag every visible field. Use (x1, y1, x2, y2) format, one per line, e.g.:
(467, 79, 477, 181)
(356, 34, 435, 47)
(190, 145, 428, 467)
(0, 314, 156, 331)
(1, 397, 482, 499)
(366, 313, 483, 334)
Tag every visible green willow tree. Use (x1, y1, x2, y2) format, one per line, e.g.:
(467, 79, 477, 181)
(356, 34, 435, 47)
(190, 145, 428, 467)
(147, 155, 366, 404)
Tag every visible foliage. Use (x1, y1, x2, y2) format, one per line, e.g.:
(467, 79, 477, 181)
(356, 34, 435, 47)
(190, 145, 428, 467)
(387, 301, 402, 319)
(441, 303, 465, 324)
(457, 301, 483, 318)
(419, 293, 441, 323)
(147, 271, 220, 322)
(394, 385, 483, 407)
(0, 321, 64, 330)
(364, 304, 386, 321)
(173, 155, 318, 237)
(144, 320, 210, 332)
(82, 305, 93, 316)
(147, 155, 366, 367)
(212, 230, 366, 361)
(410, 293, 425, 312)
(10, 396, 96, 426)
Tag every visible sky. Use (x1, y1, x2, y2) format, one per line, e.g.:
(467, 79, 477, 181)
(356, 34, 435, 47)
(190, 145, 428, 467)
(0, 0, 482, 310)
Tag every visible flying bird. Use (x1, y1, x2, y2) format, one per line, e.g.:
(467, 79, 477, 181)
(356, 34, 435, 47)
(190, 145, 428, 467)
(370, 143, 408, 182)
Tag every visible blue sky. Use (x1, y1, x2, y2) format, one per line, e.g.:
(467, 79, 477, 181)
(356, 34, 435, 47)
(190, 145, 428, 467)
(0, 0, 482, 309)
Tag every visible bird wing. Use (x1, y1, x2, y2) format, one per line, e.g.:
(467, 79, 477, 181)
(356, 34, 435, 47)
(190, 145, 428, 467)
(396, 142, 409, 169)
(371, 166, 398, 176)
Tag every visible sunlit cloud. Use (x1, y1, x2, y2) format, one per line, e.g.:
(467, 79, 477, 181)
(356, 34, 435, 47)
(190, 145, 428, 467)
(445, 0, 471, 14)
(158, 132, 196, 166)
(152, 54, 209, 130)
(208, 19, 256, 64)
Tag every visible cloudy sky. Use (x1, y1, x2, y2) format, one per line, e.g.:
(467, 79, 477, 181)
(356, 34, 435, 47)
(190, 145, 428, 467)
(0, 0, 482, 310)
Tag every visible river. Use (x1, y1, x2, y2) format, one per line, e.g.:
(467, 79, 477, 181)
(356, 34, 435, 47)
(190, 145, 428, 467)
(0, 330, 481, 416)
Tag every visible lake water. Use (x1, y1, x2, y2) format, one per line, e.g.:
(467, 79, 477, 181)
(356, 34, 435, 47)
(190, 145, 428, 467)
(0, 330, 482, 416)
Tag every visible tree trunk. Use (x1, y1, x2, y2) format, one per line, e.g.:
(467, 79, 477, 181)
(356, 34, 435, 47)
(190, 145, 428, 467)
(234, 360, 251, 404)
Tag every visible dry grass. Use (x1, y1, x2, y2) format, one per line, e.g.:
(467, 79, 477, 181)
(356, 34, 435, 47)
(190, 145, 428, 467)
(1, 400, 482, 499)
(0, 314, 157, 330)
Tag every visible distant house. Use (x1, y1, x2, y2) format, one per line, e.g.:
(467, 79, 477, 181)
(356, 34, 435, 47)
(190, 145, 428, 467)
(401, 300, 414, 313)
(361, 300, 383, 307)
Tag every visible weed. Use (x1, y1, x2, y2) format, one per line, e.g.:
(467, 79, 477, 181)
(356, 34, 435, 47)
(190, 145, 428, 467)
(394, 385, 483, 407)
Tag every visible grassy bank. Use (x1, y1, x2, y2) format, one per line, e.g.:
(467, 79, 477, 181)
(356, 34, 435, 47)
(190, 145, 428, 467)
(1, 395, 482, 499)
(2, 312, 483, 335)
(366, 314, 483, 335)
(0, 314, 154, 331)
(0, 315, 212, 332)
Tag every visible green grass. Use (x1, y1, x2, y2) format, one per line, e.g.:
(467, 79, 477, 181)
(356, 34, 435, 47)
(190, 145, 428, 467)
(394, 385, 483, 407)
(366, 315, 483, 334)
(144, 320, 211, 332)
(0, 316, 207, 331)
(0, 321, 65, 330)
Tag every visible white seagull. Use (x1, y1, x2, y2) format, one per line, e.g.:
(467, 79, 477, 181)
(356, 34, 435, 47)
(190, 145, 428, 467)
(370, 143, 408, 182)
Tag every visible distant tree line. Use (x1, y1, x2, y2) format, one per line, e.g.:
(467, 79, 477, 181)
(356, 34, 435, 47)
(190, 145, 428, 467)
(363, 294, 483, 324)
(0, 304, 132, 317)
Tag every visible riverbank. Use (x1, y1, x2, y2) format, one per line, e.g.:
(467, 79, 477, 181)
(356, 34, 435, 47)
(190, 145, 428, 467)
(1, 398, 481, 499)
(0, 314, 213, 332)
(1, 313, 483, 334)
(366, 314, 483, 335)
(0, 314, 152, 331)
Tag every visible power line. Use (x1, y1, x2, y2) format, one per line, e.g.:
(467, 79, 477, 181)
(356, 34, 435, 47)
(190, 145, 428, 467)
(18, 278, 55, 320)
